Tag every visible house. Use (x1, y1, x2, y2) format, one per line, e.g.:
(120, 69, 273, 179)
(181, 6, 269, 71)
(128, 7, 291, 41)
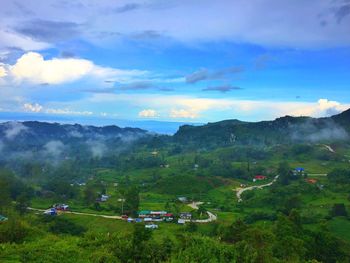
(100, 194, 109, 202)
(138, 210, 151, 218)
(180, 212, 192, 220)
(254, 175, 267, 180)
(53, 204, 69, 211)
(294, 167, 305, 176)
(177, 219, 186, 224)
(306, 178, 317, 184)
(145, 224, 158, 229)
(0, 215, 8, 222)
(44, 208, 57, 216)
(164, 213, 174, 222)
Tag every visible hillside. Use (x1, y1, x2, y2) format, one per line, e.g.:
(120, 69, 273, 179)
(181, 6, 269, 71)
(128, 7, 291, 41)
(0, 121, 149, 162)
(174, 109, 350, 148)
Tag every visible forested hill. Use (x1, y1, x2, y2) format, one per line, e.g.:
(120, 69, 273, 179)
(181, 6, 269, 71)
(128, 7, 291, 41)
(174, 108, 350, 148)
(0, 121, 149, 162)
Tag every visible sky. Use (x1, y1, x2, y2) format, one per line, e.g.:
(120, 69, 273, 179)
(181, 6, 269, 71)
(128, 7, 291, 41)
(0, 0, 350, 130)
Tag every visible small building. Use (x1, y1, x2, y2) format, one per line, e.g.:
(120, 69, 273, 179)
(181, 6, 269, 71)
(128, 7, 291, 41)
(44, 208, 57, 216)
(164, 213, 174, 222)
(100, 194, 109, 202)
(144, 217, 153, 222)
(177, 219, 186, 224)
(127, 218, 134, 223)
(53, 204, 69, 211)
(180, 212, 192, 220)
(178, 197, 188, 203)
(306, 178, 317, 184)
(294, 167, 305, 176)
(145, 224, 158, 229)
(138, 210, 151, 218)
(254, 175, 267, 181)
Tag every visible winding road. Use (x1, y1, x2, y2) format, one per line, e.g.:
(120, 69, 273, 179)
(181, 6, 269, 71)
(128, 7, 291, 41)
(186, 202, 217, 223)
(235, 175, 279, 202)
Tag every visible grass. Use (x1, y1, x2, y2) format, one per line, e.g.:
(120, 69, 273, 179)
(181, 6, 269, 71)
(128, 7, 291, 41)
(328, 217, 350, 243)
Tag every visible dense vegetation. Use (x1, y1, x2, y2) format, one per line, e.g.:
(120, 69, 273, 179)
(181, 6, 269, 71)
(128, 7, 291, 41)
(0, 109, 350, 262)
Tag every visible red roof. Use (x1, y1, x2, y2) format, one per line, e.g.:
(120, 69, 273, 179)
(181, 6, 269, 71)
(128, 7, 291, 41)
(255, 175, 266, 179)
(164, 213, 173, 217)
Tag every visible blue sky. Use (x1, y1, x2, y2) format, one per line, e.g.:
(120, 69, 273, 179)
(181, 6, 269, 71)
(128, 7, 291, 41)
(0, 0, 349, 127)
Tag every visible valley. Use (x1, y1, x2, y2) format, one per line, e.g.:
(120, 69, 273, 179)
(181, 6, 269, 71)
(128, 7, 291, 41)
(1, 110, 350, 262)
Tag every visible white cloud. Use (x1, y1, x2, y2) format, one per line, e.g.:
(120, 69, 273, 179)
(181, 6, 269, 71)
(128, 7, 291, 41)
(87, 93, 350, 121)
(4, 122, 28, 140)
(169, 109, 198, 119)
(138, 109, 158, 118)
(46, 108, 93, 116)
(43, 140, 65, 157)
(23, 102, 43, 112)
(11, 52, 93, 84)
(5, 52, 147, 85)
(0, 65, 7, 77)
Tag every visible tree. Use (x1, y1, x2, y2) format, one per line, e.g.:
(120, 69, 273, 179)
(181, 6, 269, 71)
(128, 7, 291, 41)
(124, 186, 140, 216)
(278, 161, 293, 185)
(83, 183, 97, 205)
(330, 203, 348, 217)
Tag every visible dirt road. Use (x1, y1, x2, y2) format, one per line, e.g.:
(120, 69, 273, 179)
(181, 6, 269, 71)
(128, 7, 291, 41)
(235, 175, 279, 202)
(186, 202, 217, 223)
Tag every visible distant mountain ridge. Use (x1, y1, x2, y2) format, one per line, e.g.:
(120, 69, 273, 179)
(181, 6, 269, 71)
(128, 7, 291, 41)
(0, 121, 149, 162)
(174, 108, 350, 148)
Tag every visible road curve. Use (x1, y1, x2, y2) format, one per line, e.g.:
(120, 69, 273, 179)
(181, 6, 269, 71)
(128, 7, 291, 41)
(235, 175, 279, 202)
(186, 202, 217, 223)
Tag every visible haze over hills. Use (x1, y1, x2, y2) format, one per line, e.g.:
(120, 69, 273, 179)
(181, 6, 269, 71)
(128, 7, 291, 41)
(0, 108, 349, 162)
(174, 108, 350, 147)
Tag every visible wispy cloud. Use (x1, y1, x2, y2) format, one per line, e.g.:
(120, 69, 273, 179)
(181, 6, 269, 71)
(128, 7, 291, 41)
(14, 19, 81, 43)
(186, 67, 243, 84)
(202, 85, 242, 93)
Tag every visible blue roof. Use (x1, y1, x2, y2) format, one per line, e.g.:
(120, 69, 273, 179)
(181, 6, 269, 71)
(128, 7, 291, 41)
(295, 167, 305, 171)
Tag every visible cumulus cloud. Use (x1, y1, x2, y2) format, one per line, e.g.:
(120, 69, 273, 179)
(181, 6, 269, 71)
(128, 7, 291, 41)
(10, 52, 93, 84)
(4, 122, 28, 140)
(138, 109, 158, 118)
(4, 52, 147, 85)
(23, 102, 43, 112)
